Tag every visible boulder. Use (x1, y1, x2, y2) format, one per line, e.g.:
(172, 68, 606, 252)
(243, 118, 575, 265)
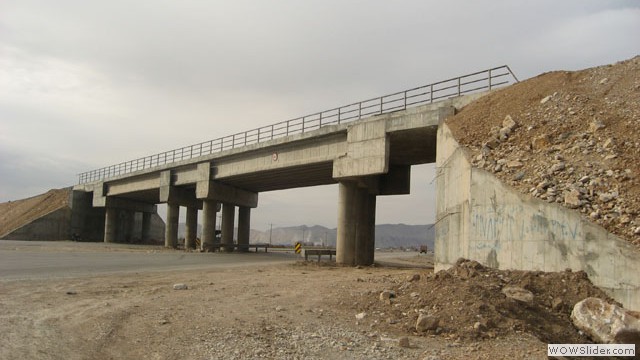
(501, 286, 534, 303)
(571, 297, 640, 344)
(416, 314, 440, 332)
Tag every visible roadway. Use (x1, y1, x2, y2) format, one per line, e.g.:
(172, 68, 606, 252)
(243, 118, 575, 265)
(0, 240, 429, 280)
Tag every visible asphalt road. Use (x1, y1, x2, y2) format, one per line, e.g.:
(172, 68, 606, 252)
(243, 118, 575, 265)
(0, 240, 298, 280)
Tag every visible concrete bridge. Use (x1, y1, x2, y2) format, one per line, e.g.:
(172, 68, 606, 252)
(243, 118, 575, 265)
(73, 66, 518, 266)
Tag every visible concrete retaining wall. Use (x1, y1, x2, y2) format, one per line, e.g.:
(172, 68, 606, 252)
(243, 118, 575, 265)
(436, 123, 640, 311)
(2, 207, 72, 240)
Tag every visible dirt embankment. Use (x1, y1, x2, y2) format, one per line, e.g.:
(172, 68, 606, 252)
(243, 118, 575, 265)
(447, 56, 640, 247)
(0, 188, 70, 237)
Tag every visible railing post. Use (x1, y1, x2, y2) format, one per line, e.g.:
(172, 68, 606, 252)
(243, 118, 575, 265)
(256, 128, 260, 144)
(457, 77, 461, 96)
(286, 120, 290, 136)
(336, 108, 340, 125)
(430, 84, 434, 103)
(380, 97, 383, 114)
(358, 102, 362, 119)
(271, 125, 274, 140)
(403, 91, 407, 110)
(302, 117, 305, 133)
(488, 69, 492, 90)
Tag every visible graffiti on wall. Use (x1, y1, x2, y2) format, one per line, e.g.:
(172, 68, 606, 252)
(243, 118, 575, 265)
(471, 204, 580, 242)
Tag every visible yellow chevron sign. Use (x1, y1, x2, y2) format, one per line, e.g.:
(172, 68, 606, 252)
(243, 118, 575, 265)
(294, 242, 302, 254)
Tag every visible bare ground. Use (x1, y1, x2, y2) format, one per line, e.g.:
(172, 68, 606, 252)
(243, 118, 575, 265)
(2, 245, 585, 360)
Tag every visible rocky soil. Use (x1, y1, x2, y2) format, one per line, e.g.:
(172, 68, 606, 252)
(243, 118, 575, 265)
(447, 56, 640, 247)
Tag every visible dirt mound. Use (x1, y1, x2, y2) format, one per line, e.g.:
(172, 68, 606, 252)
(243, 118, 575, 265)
(446, 56, 640, 247)
(352, 259, 614, 345)
(0, 188, 70, 237)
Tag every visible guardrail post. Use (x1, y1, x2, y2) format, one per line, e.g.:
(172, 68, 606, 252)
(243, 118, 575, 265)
(488, 69, 492, 90)
(403, 91, 407, 110)
(457, 77, 461, 96)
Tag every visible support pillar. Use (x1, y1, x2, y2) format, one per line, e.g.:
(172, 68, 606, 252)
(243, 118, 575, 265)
(185, 207, 198, 250)
(104, 207, 117, 243)
(124, 210, 135, 243)
(165, 203, 179, 248)
(336, 182, 357, 265)
(141, 212, 152, 243)
(201, 200, 218, 251)
(237, 207, 251, 252)
(355, 190, 376, 266)
(221, 203, 235, 252)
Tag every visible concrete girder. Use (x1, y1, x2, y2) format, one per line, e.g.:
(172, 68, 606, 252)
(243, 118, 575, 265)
(196, 180, 258, 208)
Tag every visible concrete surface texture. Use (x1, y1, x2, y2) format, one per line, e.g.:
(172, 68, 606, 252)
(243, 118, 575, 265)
(436, 122, 640, 311)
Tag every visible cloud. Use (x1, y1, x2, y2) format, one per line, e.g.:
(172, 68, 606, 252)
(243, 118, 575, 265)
(0, 0, 638, 228)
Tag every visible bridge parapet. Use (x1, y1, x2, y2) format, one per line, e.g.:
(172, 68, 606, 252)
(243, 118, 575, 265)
(78, 66, 518, 184)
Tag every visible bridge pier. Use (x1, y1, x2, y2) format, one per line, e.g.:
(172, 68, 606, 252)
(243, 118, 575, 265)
(336, 181, 377, 266)
(104, 207, 117, 243)
(165, 203, 179, 248)
(201, 200, 218, 251)
(237, 207, 251, 252)
(185, 207, 198, 250)
(221, 203, 235, 252)
(355, 189, 376, 265)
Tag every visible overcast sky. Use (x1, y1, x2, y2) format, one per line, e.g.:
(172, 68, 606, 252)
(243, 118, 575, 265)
(1, 1, 639, 230)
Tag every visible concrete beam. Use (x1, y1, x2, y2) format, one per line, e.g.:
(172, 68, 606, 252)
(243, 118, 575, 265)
(196, 181, 258, 208)
(333, 119, 389, 179)
(159, 170, 202, 209)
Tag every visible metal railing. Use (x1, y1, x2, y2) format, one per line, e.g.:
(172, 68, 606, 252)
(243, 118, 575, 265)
(78, 65, 518, 184)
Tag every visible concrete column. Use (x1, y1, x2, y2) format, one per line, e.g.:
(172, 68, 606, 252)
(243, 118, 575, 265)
(185, 207, 198, 250)
(124, 210, 135, 243)
(141, 212, 152, 243)
(336, 181, 357, 265)
(237, 207, 251, 252)
(355, 191, 376, 266)
(201, 200, 218, 251)
(104, 207, 117, 243)
(221, 203, 235, 252)
(165, 203, 179, 248)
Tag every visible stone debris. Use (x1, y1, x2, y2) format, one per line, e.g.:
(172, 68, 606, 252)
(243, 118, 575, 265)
(448, 56, 640, 248)
(173, 283, 188, 290)
(571, 297, 640, 344)
(416, 314, 440, 332)
(501, 286, 534, 303)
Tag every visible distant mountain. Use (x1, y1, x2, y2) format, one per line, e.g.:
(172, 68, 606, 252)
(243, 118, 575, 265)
(179, 223, 434, 249)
